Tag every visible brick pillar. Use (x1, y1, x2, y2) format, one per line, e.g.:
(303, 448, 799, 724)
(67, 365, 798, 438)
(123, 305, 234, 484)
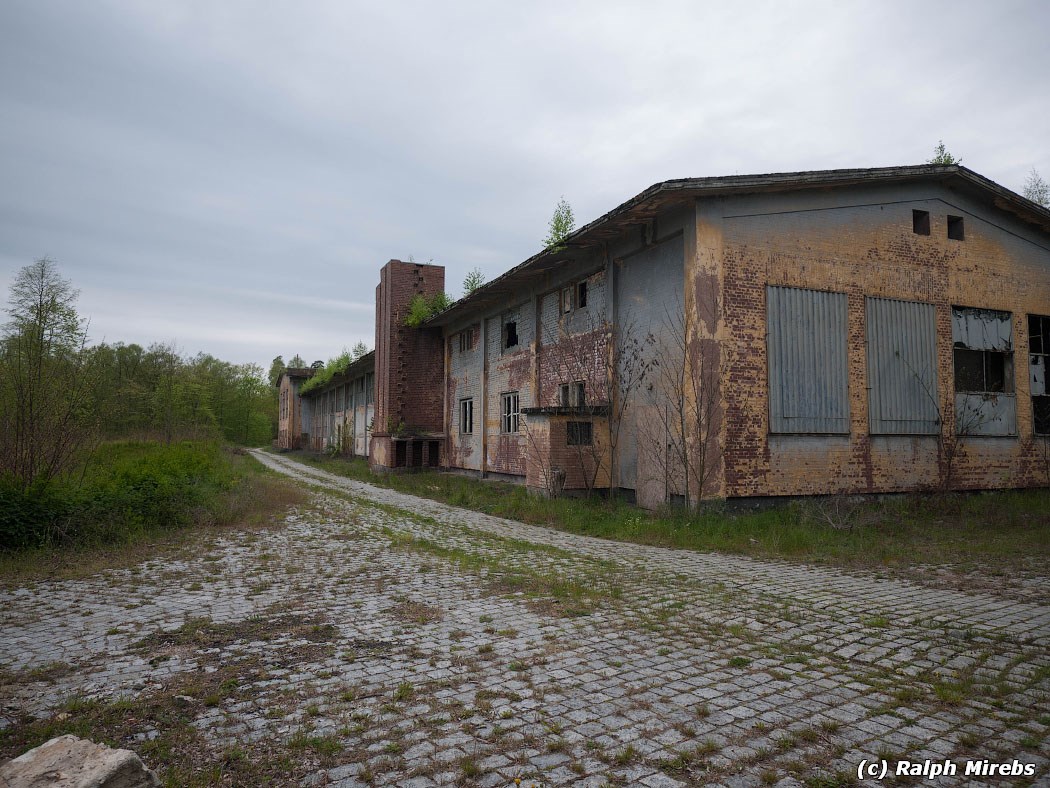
(370, 259, 446, 470)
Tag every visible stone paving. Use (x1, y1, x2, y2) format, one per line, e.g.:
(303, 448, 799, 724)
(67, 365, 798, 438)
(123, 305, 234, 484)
(1, 449, 1048, 787)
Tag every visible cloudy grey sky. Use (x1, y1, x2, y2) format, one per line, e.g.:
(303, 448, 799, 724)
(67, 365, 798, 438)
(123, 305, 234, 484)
(2, 1, 1048, 370)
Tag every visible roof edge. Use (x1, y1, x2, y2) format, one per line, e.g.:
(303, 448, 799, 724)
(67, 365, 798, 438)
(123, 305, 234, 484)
(426, 164, 1050, 327)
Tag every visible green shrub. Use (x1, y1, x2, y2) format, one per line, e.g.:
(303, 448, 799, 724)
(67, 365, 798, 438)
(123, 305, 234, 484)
(0, 441, 238, 551)
(0, 480, 76, 550)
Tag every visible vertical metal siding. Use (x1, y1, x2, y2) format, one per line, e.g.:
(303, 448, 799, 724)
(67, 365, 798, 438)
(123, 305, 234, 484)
(767, 286, 849, 433)
(866, 297, 940, 434)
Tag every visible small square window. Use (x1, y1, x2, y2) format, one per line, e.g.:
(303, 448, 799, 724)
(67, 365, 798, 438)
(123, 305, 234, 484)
(567, 421, 593, 446)
(947, 215, 965, 240)
(912, 210, 930, 236)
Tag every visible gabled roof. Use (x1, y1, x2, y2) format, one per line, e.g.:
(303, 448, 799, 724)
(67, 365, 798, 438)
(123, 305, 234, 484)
(428, 165, 1050, 326)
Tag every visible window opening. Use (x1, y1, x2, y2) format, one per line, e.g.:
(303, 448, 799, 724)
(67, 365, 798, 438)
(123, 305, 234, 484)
(567, 421, 593, 446)
(912, 210, 930, 235)
(458, 328, 473, 353)
(1030, 314, 1050, 435)
(503, 320, 518, 350)
(561, 287, 573, 314)
(459, 398, 474, 434)
(952, 306, 1016, 435)
(501, 392, 520, 433)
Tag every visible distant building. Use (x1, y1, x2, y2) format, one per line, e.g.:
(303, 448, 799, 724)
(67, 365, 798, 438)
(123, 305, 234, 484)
(275, 367, 314, 450)
(305, 352, 375, 456)
(282, 165, 1050, 507)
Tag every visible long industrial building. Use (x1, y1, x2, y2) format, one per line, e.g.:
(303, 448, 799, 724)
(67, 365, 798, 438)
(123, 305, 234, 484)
(277, 164, 1050, 508)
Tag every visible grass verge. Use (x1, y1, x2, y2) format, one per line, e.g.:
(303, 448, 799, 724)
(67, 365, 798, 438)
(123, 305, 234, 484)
(0, 443, 306, 585)
(288, 451, 1050, 573)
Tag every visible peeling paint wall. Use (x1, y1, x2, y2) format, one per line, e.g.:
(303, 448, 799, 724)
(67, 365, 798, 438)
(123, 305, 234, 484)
(716, 181, 1050, 498)
(615, 232, 687, 509)
(447, 323, 482, 470)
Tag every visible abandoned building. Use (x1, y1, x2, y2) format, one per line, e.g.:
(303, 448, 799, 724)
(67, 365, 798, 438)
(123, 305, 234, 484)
(277, 354, 375, 456)
(276, 164, 1050, 508)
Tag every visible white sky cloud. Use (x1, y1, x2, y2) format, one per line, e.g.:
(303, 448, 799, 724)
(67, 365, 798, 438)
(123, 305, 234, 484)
(2, 0, 1048, 369)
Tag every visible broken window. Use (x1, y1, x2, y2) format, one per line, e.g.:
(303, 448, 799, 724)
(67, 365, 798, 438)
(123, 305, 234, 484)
(501, 392, 520, 433)
(503, 318, 518, 351)
(567, 421, 593, 446)
(560, 280, 589, 314)
(952, 306, 1016, 435)
(912, 210, 930, 236)
(1030, 314, 1050, 435)
(561, 286, 573, 314)
(459, 398, 473, 434)
(947, 215, 965, 241)
(866, 297, 939, 434)
(767, 286, 850, 434)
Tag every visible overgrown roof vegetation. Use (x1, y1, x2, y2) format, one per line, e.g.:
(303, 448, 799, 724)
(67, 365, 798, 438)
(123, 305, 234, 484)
(298, 343, 371, 395)
(403, 292, 453, 327)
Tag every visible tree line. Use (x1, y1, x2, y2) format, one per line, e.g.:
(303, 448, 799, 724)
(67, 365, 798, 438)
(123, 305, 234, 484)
(0, 258, 275, 493)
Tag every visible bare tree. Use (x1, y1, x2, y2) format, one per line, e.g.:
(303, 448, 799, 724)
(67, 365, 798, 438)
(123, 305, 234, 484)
(538, 306, 655, 497)
(0, 258, 99, 490)
(637, 297, 727, 507)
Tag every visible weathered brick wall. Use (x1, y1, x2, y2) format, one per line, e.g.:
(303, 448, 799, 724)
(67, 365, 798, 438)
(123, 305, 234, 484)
(552, 416, 611, 491)
(714, 184, 1050, 498)
(485, 305, 532, 475)
(277, 374, 309, 449)
(372, 260, 445, 469)
(537, 271, 611, 408)
(447, 322, 482, 470)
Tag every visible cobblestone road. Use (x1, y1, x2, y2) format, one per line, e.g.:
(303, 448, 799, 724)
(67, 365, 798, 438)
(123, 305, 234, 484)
(2, 450, 1048, 787)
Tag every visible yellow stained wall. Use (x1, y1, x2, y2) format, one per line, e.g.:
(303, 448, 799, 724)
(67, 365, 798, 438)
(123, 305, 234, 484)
(692, 186, 1050, 498)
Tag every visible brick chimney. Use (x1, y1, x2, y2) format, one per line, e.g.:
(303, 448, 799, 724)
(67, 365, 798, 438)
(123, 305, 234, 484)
(370, 259, 446, 470)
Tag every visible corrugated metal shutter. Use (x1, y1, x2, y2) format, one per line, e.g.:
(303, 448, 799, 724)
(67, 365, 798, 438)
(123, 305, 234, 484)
(767, 286, 849, 433)
(866, 297, 940, 434)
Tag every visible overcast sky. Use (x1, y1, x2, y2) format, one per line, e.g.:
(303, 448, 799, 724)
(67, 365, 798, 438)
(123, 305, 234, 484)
(2, 1, 1048, 371)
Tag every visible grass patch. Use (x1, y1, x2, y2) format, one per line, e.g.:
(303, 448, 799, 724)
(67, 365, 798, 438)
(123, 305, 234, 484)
(380, 528, 609, 618)
(289, 452, 1050, 571)
(0, 443, 305, 584)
